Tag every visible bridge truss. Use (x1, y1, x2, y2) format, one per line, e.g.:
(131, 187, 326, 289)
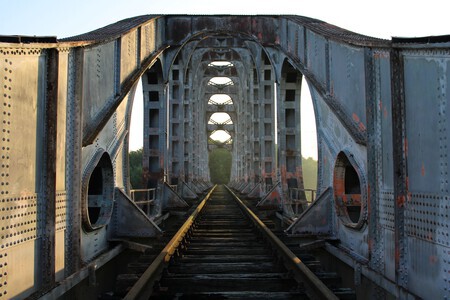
(0, 15, 449, 299)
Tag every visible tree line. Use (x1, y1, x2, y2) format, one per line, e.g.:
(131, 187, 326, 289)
(128, 148, 317, 190)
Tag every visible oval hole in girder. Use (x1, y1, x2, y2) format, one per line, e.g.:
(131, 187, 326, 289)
(333, 152, 363, 226)
(84, 152, 115, 231)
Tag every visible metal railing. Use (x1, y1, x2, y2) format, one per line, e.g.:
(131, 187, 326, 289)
(289, 188, 316, 215)
(130, 188, 156, 215)
(289, 188, 316, 203)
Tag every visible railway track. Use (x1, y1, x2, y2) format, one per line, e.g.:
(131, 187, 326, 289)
(122, 184, 349, 299)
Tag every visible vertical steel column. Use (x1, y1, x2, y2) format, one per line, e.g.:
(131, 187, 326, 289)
(260, 56, 275, 192)
(168, 60, 182, 185)
(390, 48, 408, 288)
(294, 74, 304, 194)
(257, 66, 266, 189)
(278, 72, 287, 193)
(42, 48, 59, 287)
(184, 69, 193, 184)
(143, 61, 165, 196)
(364, 48, 379, 269)
(251, 68, 260, 185)
(274, 81, 279, 173)
(164, 82, 170, 182)
(65, 48, 84, 275)
(192, 81, 200, 183)
(279, 64, 305, 211)
(200, 83, 209, 183)
(246, 76, 254, 184)
(236, 85, 244, 183)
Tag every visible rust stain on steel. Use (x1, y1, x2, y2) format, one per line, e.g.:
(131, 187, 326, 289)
(352, 113, 366, 131)
(368, 238, 374, 252)
(396, 195, 406, 208)
(429, 255, 438, 264)
(358, 122, 366, 131)
(404, 137, 408, 157)
(333, 174, 345, 196)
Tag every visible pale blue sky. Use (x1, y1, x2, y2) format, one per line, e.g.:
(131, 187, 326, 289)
(1, 0, 448, 159)
(2, 0, 448, 39)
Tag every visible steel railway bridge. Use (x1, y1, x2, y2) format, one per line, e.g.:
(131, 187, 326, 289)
(0, 15, 449, 299)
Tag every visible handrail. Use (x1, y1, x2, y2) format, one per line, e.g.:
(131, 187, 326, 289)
(130, 189, 156, 215)
(289, 187, 316, 204)
(124, 185, 217, 300)
(225, 185, 339, 300)
(130, 188, 156, 203)
(286, 187, 333, 233)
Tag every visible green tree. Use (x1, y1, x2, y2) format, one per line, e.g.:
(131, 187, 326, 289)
(129, 148, 144, 189)
(209, 148, 232, 184)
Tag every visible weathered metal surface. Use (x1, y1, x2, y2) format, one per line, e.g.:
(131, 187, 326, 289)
(42, 47, 59, 288)
(113, 188, 162, 237)
(390, 48, 408, 288)
(286, 187, 333, 235)
(401, 47, 450, 298)
(65, 47, 84, 277)
(60, 15, 157, 43)
(0, 14, 448, 299)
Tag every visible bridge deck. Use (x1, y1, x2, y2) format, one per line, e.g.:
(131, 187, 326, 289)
(103, 186, 355, 299)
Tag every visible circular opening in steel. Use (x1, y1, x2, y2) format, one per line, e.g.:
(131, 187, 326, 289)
(83, 152, 114, 231)
(333, 152, 365, 227)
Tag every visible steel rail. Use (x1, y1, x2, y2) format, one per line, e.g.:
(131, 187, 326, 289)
(225, 185, 339, 300)
(124, 185, 217, 300)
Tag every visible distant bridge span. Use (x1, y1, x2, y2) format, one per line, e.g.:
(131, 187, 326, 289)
(0, 15, 449, 299)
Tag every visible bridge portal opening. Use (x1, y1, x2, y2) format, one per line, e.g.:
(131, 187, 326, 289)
(209, 130, 232, 144)
(128, 77, 145, 190)
(208, 77, 234, 88)
(208, 94, 233, 105)
(333, 152, 362, 224)
(208, 112, 233, 125)
(208, 148, 232, 184)
(208, 61, 234, 69)
(300, 76, 318, 202)
(85, 152, 114, 231)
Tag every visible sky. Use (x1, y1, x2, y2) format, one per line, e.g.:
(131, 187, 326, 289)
(2, 0, 448, 160)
